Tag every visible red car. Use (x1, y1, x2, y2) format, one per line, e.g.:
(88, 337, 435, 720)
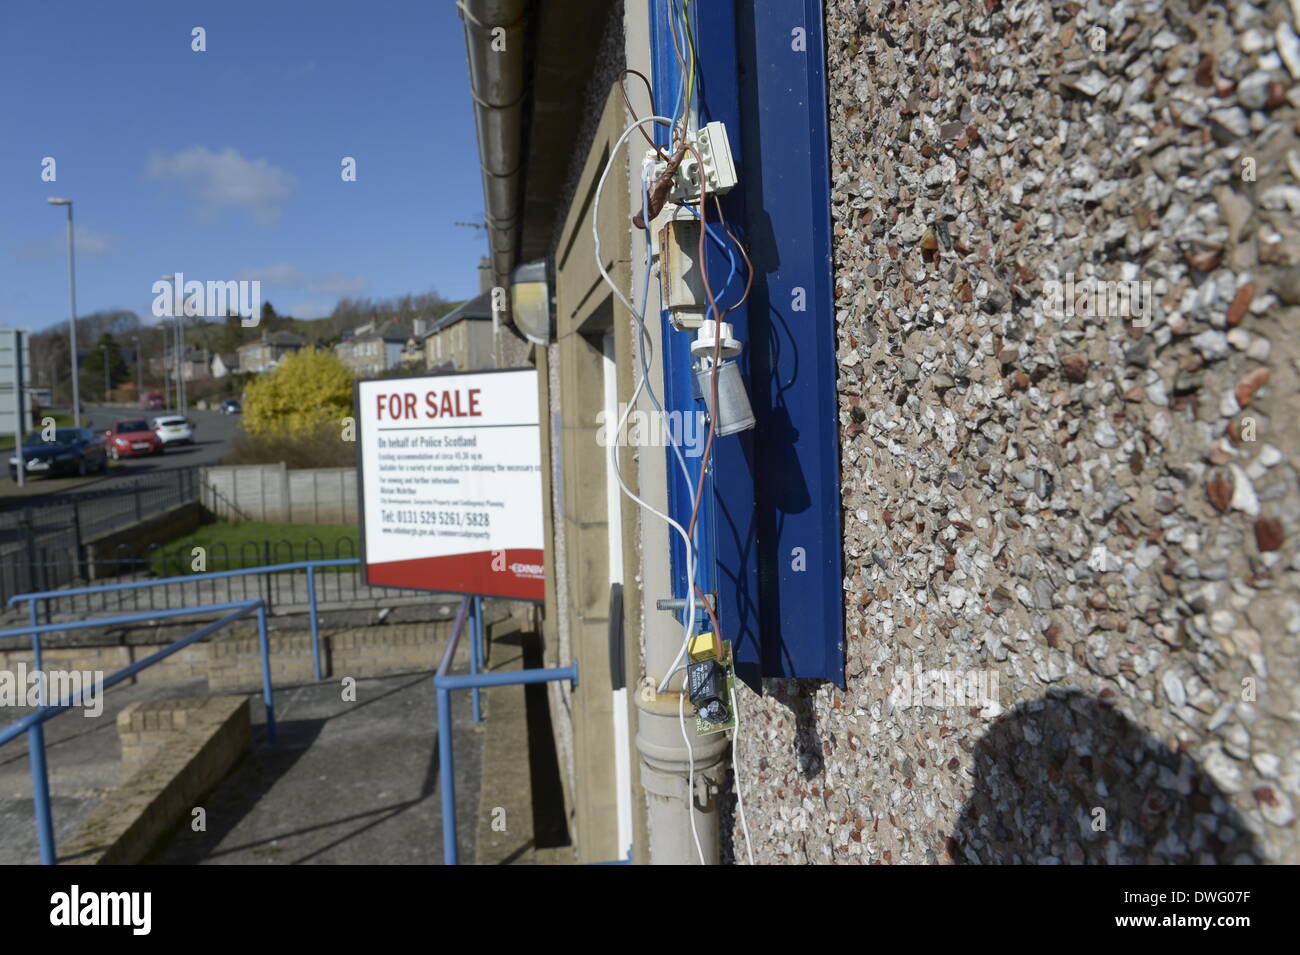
(104, 418, 163, 460)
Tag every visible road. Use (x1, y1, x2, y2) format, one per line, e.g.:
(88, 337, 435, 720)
(0, 405, 240, 501)
(0, 406, 242, 600)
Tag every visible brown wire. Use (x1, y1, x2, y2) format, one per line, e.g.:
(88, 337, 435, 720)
(619, 69, 670, 160)
(693, 583, 723, 659)
(712, 196, 754, 317)
(684, 143, 721, 558)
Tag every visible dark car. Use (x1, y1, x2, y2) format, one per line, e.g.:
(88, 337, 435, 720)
(221, 398, 241, 415)
(104, 418, 163, 460)
(7, 427, 108, 480)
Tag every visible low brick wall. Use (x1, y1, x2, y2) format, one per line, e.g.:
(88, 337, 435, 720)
(83, 501, 203, 580)
(117, 697, 221, 774)
(207, 625, 450, 691)
(61, 695, 250, 864)
(0, 622, 464, 695)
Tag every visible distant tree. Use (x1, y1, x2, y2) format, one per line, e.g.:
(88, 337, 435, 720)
(30, 328, 71, 403)
(81, 333, 130, 397)
(77, 309, 141, 341)
(217, 313, 244, 353)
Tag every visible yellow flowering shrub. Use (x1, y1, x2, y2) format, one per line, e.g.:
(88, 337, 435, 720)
(243, 347, 353, 438)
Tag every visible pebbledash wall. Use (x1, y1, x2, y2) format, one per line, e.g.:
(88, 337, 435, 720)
(730, 0, 1300, 863)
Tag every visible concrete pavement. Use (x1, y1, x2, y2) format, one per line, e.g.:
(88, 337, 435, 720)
(0, 663, 484, 865)
(152, 671, 483, 865)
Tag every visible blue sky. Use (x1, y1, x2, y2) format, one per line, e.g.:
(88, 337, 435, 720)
(0, 0, 487, 332)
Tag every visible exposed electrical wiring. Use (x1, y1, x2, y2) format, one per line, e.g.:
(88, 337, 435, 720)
(618, 69, 670, 160)
(649, 10, 755, 692)
(631, 164, 712, 632)
(691, 587, 723, 668)
(595, 8, 756, 863)
(657, 143, 728, 693)
(634, 166, 702, 505)
(665, 0, 690, 141)
(712, 196, 754, 317)
(678, 200, 739, 309)
(632, 143, 688, 230)
(683, 142, 721, 597)
(592, 115, 700, 692)
(674, 0, 698, 143)
(612, 71, 715, 512)
(674, 1, 757, 869)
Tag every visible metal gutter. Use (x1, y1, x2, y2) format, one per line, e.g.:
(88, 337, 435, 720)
(459, 0, 530, 287)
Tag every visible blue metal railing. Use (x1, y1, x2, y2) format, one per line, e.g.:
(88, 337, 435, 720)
(4, 559, 580, 866)
(9, 558, 359, 683)
(3, 557, 357, 865)
(0, 598, 273, 865)
(434, 594, 578, 865)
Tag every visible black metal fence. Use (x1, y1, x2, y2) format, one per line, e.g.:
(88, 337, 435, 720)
(0, 467, 201, 603)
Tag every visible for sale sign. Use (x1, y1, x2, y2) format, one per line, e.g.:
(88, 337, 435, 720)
(356, 368, 544, 600)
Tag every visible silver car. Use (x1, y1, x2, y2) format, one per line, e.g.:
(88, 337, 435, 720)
(151, 415, 195, 446)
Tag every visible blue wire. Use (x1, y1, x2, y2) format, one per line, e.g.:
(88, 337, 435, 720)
(666, 0, 686, 138)
(679, 202, 739, 317)
(661, 2, 742, 317)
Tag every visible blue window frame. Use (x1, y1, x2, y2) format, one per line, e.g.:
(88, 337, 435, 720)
(649, 0, 844, 687)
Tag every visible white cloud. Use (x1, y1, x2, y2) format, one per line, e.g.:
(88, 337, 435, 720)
(147, 146, 295, 225)
(13, 225, 115, 262)
(236, 263, 303, 287)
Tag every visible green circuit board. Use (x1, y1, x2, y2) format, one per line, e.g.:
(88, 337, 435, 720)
(694, 640, 737, 736)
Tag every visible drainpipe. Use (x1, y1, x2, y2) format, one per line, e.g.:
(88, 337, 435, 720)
(635, 677, 728, 864)
(625, 0, 726, 865)
(459, 0, 528, 292)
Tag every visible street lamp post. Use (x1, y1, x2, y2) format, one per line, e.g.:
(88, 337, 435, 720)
(134, 335, 143, 400)
(161, 323, 170, 409)
(47, 198, 80, 424)
(101, 344, 110, 401)
(162, 274, 185, 415)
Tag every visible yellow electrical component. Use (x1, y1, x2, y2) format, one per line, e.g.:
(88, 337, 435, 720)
(688, 631, 720, 662)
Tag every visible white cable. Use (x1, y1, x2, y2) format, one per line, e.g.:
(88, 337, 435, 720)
(634, 162, 699, 516)
(592, 115, 699, 693)
(630, 161, 711, 693)
(679, 690, 705, 864)
(729, 683, 755, 865)
(595, 116, 720, 865)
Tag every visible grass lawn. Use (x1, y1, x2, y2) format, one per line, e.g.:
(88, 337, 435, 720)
(149, 521, 359, 576)
(0, 413, 91, 451)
